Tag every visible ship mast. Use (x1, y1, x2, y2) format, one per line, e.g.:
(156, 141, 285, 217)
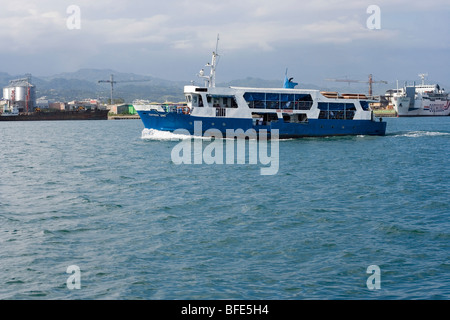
(198, 34, 220, 88)
(418, 73, 428, 86)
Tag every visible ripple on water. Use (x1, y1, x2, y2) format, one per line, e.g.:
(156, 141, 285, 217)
(0, 118, 449, 299)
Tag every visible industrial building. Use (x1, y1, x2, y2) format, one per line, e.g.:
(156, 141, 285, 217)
(67, 99, 101, 111)
(2, 76, 36, 113)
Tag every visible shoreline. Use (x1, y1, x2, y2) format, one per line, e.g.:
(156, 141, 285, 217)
(373, 109, 397, 117)
(108, 114, 141, 120)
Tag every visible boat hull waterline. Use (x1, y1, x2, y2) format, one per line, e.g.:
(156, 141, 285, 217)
(137, 110, 386, 138)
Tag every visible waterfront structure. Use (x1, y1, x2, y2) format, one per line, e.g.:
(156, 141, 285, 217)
(1, 78, 108, 121)
(2, 76, 36, 113)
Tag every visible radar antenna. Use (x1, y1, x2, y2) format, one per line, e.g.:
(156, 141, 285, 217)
(197, 34, 220, 88)
(418, 73, 428, 85)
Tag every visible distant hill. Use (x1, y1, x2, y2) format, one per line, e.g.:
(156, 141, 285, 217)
(2, 69, 445, 103)
(0, 69, 187, 103)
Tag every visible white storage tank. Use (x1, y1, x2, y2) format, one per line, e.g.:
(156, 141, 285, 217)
(3, 86, 12, 100)
(2, 77, 36, 110)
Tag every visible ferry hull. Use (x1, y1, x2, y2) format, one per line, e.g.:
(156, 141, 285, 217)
(137, 110, 386, 138)
(394, 99, 450, 117)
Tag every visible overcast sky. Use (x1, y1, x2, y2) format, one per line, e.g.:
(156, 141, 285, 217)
(0, 0, 449, 88)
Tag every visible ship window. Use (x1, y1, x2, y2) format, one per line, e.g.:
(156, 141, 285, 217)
(296, 94, 313, 101)
(318, 102, 356, 120)
(329, 103, 345, 110)
(318, 102, 327, 110)
(231, 97, 238, 108)
(319, 102, 342, 110)
(244, 92, 265, 101)
(319, 110, 327, 119)
(280, 94, 295, 109)
(206, 95, 237, 108)
(282, 113, 308, 123)
(294, 94, 313, 110)
(360, 101, 370, 110)
(252, 112, 278, 123)
(188, 94, 199, 107)
(212, 97, 220, 107)
(190, 94, 200, 107)
(244, 92, 313, 110)
(266, 93, 279, 101)
(280, 94, 292, 102)
(265, 113, 278, 122)
(266, 93, 279, 109)
(299, 114, 308, 122)
(244, 92, 266, 109)
(267, 101, 280, 109)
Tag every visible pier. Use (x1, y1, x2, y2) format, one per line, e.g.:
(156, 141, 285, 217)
(373, 109, 397, 117)
(108, 114, 141, 120)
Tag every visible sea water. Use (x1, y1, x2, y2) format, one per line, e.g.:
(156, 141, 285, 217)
(0, 117, 448, 299)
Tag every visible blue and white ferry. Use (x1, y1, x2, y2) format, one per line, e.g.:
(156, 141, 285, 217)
(135, 42, 386, 138)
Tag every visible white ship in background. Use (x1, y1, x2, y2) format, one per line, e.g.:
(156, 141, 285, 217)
(391, 74, 450, 117)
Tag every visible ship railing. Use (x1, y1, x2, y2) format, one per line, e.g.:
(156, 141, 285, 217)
(160, 105, 191, 114)
(162, 105, 178, 113)
(216, 107, 226, 117)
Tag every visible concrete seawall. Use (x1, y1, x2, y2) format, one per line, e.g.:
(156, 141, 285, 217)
(108, 115, 141, 120)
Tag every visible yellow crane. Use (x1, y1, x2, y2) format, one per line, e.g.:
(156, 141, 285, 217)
(325, 74, 387, 96)
(98, 74, 152, 104)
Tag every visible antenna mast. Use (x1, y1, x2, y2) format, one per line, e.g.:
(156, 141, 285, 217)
(198, 34, 220, 88)
(418, 73, 428, 85)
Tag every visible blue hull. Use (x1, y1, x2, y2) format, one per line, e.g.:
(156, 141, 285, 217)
(137, 110, 386, 138)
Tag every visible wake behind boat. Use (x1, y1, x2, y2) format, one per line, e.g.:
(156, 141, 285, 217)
(135, 38, 386, 138)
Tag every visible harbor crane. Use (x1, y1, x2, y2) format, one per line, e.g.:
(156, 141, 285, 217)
(98, 74, 152, 104)
(325, 74, 387, 97)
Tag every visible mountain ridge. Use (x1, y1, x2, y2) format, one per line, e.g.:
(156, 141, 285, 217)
(0, 68, 411, 103)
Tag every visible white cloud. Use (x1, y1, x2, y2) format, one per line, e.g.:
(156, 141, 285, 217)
(0, 0, 447, 83)
(0, 9, 66, 52)
(85, 15, 171, 45)
(0, 0, 444, 52)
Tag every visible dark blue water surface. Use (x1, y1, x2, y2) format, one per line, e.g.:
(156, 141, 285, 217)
(0, 117, 449, 299)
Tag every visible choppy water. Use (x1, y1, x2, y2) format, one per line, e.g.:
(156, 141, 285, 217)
(0, 117, 449, 300)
